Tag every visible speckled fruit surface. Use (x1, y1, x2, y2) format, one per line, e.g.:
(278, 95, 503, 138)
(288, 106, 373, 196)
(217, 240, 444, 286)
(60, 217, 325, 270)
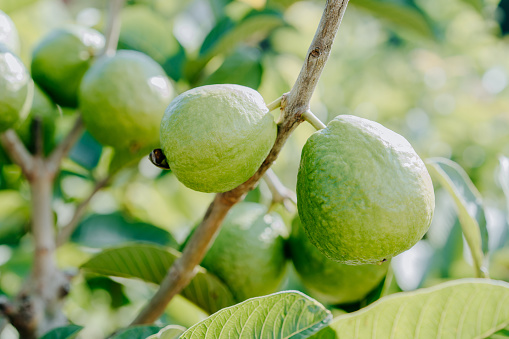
(197, 202, 287, 302)
(160, 84, 277, 193)
(289, 216, 389, 305)
(31, 26, 104, 107)
(79, 50, 173, 155)
(0, 10, 19, 54)
(297, 115, 435, 264)
(0, 45, 33, 132)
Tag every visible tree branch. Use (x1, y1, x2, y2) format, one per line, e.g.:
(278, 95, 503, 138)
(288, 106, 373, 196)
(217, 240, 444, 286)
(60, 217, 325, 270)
(0, 130, 34, 177)
(46, 116, 85, 176)
(131, 0, 350, 325)
(102, 0, 126, 57)
(264, 168, 297, 211)
(303, 110, 326, 130)
(56, 176, 110, 247)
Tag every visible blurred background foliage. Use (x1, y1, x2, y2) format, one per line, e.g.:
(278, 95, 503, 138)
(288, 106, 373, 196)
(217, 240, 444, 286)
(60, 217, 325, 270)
(1, 0, 509, 337)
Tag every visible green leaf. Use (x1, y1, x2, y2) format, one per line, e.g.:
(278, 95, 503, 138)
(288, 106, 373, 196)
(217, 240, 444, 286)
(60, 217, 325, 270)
(426, 157, 488, 278)
(460, 0, 483, 12)
(68, 131, 103, 170)
(351, 0, 434, 39)
(180, 291, 331, 339)
(111, 325, 161, 339)
(146, 325, 186, 339)
(312, 279, 509, 339)
(39, 325, 83, 339)
(81, 244, 235, 314)
(201, 47, 263, 89)
(499, 156, 509, 215)
(71, 212, 179, 249)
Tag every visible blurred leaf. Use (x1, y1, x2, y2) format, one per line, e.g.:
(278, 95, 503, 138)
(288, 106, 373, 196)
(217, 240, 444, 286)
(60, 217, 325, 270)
(39, 325, 83, 339)
(498, 0, 509, 35)
(208, 0, 234, 20)
(146, 325, 186, 339)
(0, 0, 38, 13)
(81, 244, 236, 314)
(0, 190, 29, 244)
(85, 276, 130, 309)
(460, 0, 483, 12)
(180, 291, 331, 339)
(499, 156, 509, 214)
(426, 157, 488, 278)
(489, 325, 509, 338)
(312, 279, 509, 338)
(201, 47, 263, 89)
(352, 0, 434, 39)
(110, 325, 160, 339)
(68, 131, 103, 170)
(71, 212, 179, 249)
(187, 9, 284, 80)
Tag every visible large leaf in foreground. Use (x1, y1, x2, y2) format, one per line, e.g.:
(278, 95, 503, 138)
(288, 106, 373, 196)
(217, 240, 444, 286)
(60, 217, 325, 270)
(426, 157, 488, 278)
(146, 325, 186, 339)
(80, 244, 235, 314)
(312, 279, 509, 339)
(180, 291, 331, 339)
(111, 325, 160, 339)
(39, 325, 83, 339)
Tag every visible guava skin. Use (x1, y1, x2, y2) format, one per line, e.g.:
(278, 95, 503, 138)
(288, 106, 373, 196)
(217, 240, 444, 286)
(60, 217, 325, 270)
(297, 115, 435, 265)
(79, 50, 173, 154)
(289, 216, 389, 305)
(160, 84, 277, 193)
(197, 202, 287, 302)
(0, 46, 33, 132)
(31, 27, 105, 107)
(0, 10, 20, 54)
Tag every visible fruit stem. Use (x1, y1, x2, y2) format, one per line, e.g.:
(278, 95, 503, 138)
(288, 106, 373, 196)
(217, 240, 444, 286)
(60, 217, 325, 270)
(266, 96, 282, 111)
(264, 168, 297, 212)
(102, 0, 125, 57)
(303, 110, 326, 130)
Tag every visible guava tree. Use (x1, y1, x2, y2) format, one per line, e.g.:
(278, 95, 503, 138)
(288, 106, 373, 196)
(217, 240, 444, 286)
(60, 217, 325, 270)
(0, 0, 508, 338)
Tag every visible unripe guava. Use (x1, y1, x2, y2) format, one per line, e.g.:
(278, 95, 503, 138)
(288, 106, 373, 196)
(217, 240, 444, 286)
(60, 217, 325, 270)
(187, 202, 288, 302)
(79, 50, 174, 155)
(289, 216, 389, 305)
(160, 84, 277, 193)
(31, 26, 105, 107)
(0, 45, 33, 132)
(0, 10, 19, 54)
(297, 115, 434, 264)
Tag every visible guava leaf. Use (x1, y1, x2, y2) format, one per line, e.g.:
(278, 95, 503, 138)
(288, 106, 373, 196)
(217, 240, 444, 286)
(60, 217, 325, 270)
(146, 325, 186, 339)
(351, 0, 434, 39)
(80, 244, 236, 314)
(311, 279, 509, 339)
(426, 157, 488, 278)
(179, 291, 331, 339)
(39, 325, 83, 339)
(71, 213, 179, 249)
(460, 0, 483, 12)
(68, 131, 102, 170)
(110, 325, 160, 339)
(498, 156, 509, 215)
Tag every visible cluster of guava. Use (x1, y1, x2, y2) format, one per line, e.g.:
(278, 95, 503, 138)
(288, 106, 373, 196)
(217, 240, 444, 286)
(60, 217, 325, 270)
(0, 7, 435, 307)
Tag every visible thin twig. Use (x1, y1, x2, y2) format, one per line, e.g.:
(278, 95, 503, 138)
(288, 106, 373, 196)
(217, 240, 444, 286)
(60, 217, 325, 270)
(263, 168, 297, 212)
(56, 176, 111, 247)
(266, 96, 282, 111)
(131, 0, 350, 325)
(303, 110, 326, 130)
(46, 116, 85, 176)
(102, 0, 126, 57)
(0, 130, 34, 177)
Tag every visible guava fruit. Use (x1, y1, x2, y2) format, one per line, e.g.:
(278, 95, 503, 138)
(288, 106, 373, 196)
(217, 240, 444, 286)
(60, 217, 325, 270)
(0, 45, 33, 132)
(289, 216, 389, 305)
(0, 9, 19, 54)
(79, 50, 173, 155)
(31, 26, 105, 107)
(187, 202, 287, 302)
(297, 115, 435, 265)
(160, 84, 277, 193)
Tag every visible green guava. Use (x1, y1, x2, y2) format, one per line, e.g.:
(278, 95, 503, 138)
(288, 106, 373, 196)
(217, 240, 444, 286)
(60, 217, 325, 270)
(31, 26, 105, 107)
(289, 216, 389, 305)
(0, 9, 19, 54)
(189, 202, 288, 302)
(0, 45, 33, 132)
(297, 115, 435, 264)
(160, 84, 277, 193)
(79, 50, 174, 155)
